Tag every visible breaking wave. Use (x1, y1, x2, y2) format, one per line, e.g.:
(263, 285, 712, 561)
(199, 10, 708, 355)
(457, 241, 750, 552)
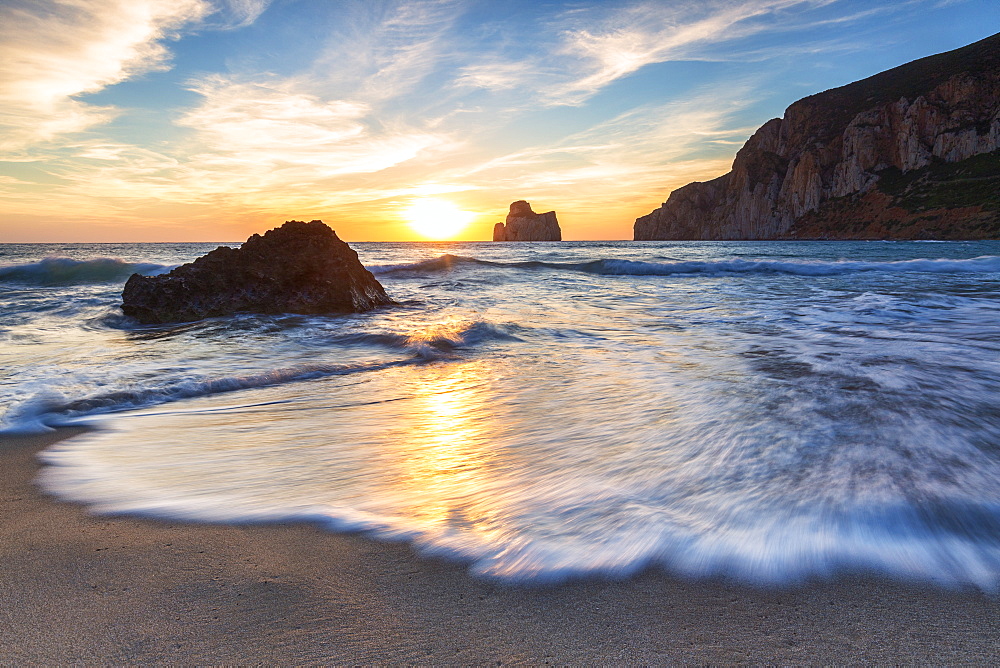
(373, 253, 1000, 278)
(0, 360, 413, 434)
(0, 319, 516, 434)
(9, 239, 1000, 589)
(320, 320, 520, 359)
(0, 257, 169, 285)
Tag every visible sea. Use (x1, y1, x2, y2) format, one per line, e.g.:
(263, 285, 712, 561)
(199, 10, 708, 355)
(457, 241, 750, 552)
(3, 239, 1000, 588)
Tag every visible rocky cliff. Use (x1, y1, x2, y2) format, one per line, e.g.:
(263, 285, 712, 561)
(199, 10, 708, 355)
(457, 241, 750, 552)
(494, 201, 562, 241)
(634, 32, 1000, 240)
(122, 220, 393, 324)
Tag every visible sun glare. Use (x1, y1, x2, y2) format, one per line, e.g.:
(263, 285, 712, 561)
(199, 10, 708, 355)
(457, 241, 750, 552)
(404, 199, 475, 240)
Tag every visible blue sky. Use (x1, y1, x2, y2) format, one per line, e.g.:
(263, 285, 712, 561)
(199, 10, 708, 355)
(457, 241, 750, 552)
(0, 0, 996, 241)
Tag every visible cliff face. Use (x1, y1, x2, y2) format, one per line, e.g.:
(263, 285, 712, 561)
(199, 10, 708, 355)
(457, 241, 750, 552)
(494, 201, 562, 241)
(634, 32, 1000, 240)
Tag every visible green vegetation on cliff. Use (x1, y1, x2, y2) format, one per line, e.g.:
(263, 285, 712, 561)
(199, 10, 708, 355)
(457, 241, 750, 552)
(877, 150, 1000, 213)
(784, 150, 1000, 240)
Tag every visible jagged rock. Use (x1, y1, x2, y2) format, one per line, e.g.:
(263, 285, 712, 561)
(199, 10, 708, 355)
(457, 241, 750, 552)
(493, 201, 562, 241)
(122, 220, 393, 324)
(635, 32, 1000, 240)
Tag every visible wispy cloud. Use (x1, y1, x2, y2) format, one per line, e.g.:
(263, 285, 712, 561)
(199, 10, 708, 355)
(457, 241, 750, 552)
(211, 0, 273, 28)
(423, 87, 759, 234)
(454, 62, 536, 91)
(0, 1, 780, 238)
(308, 0, 466, 103)
(456, 0, 851, 105)
(3, 77, 462, 234)
(0, 0, 979, 241)
(0, 0, 213, 154)
(552, 0, 814, 102)
(0, 1, 471, 237)
(176, 75, 454, 183)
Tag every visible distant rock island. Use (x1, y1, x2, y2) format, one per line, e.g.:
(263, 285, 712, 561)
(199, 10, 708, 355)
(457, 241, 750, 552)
(122, 220, 393, 324)
(635, 32, 1000, 240)
(493, 201, 562, 241)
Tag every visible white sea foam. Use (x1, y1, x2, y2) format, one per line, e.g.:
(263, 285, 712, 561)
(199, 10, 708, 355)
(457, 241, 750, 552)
(0, 256, 169, 285)
(0, 319, 516, 433)
(0, 361, 410, 434)
(586, 255, 1000, 276)
(7, 239, 1000, 587)
(35, 348, 1000, 587)
(369, 252, 1000, 278)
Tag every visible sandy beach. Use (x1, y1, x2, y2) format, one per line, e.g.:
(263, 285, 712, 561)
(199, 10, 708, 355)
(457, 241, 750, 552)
(0, 429, 995, 663)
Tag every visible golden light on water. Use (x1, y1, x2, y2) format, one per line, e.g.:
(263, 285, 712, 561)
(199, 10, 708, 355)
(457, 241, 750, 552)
(384, 358, 504, 537)
(403, 198, 476, 240)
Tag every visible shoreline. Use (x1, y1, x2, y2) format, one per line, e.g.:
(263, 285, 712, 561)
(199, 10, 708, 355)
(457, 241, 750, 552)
(2, 429, 999, 663)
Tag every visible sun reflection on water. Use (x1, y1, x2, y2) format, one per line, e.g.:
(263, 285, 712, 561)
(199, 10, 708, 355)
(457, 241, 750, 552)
(383, 360, 506, 542)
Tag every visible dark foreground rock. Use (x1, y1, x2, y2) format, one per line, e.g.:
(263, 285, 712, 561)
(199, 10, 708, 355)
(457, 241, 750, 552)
(122, 220, 393, 324)
(634, 32, 1000, 240)
(493, 201, 562, 241)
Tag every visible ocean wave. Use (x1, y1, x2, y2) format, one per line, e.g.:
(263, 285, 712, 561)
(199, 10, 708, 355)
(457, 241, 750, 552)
(0, 359, 415, 434)
(372, 253, 1000, 278)
(369, 254, 484, 275)
(11, 239, 1000, 589)
(35, 429, 1000, 589)
(586, 255, 1000, 276)
(0, 319, 517, 433)
(0, 257, 170, 285)
(323, 320, 521, 359)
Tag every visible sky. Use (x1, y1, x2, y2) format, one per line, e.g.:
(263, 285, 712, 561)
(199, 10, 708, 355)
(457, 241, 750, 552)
(0, 0, 996, 242)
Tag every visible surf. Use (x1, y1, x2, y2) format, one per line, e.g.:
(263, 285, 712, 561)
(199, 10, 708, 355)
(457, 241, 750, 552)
(0, 257, 170, 285)
(372, 253, 1000, 278)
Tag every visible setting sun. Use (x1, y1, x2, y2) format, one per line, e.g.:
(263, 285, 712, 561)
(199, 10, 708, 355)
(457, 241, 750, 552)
(404, 199, 476, 240)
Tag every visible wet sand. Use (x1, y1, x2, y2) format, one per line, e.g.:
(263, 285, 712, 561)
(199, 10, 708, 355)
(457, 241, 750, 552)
(2, 428, 999, 663)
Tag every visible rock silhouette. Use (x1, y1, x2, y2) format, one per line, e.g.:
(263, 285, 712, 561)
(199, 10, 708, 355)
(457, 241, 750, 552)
(122, 220, 393, 324)
(493, 201, 562, 241)
(635, 32, 1000, 240)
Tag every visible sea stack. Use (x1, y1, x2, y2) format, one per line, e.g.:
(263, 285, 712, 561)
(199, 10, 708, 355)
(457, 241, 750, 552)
(493, 201, 562, 241)
(122, 220, 394, 324)
(634, 32, 1000, 240)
